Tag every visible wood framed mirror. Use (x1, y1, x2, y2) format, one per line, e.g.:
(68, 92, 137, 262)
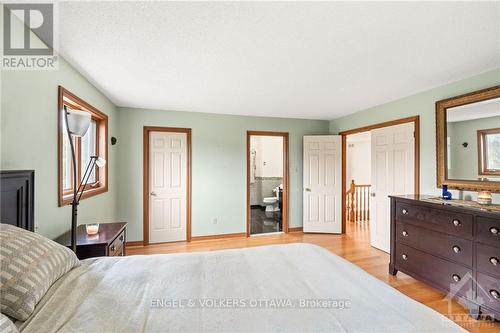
(436, 85, 500, 193)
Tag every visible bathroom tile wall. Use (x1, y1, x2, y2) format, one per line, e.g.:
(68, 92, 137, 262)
(250, 177, 283, 206)
(250, 181, 261, 206)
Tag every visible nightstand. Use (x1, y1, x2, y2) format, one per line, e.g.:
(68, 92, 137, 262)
(55, 222, 127, 260)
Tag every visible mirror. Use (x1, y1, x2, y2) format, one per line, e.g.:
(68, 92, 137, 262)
(436, 86, 500, 193)
(447, 98, 500, 181)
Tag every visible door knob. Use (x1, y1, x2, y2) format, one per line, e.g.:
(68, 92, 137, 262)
(305, 188, 311, 192)
(150, 191, 157, 196)
(370, 193, 376, 197)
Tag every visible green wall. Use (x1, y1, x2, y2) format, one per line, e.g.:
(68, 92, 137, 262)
(1, 60, 119, 239)
(448, 116, 500, 181)
(3, 64, 499, 240)
(116, 108, 328, 241)
(2, 6, 498, 239)
(329, 68, 500, 203)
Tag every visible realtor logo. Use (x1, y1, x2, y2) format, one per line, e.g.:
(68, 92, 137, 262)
(442, 272, 496, 325)
(2, 1, 58, 69)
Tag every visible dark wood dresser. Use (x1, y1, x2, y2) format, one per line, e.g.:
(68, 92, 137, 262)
(390, 195, 499, 319)
(55, 222, 127, 260)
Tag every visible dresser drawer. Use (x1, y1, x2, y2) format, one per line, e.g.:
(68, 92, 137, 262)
(395, 201, 473, 239)
(477, 243, 500, 278)
(477, 216, 500, 247)
(396, 222, 472, 267)
(396, 244, 472, 298)
(476, 272, 500, 313)
(108, 231, 125, 256)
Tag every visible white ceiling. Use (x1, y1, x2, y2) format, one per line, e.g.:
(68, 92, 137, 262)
(447, 98, 500, 122)
(58, 1, 500, 120)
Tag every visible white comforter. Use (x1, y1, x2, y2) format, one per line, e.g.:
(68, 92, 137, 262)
(19, 243, 465, 332)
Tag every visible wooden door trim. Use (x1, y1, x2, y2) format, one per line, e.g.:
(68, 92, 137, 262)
(246, 131, 289, 237)
(143, 126, 192, 245)
(339, 116, 420, 234)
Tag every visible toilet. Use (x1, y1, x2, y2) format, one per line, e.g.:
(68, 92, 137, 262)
(263, 185, 281, 218)
(263, 197, 279, 218)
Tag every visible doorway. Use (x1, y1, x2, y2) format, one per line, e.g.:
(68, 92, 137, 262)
(340, 116, 420, 253)
(246, 131, 289, 236)
(143, 126, 192, 245)
(345, 132, 372, 236)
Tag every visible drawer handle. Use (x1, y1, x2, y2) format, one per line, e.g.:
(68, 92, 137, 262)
(490, 290, 499, 299)
(402, 230, 409, 237)
(452, 219, 461, 227)
(452, 246, 461, 254)
(401, 254, 408, 261)
(490, 227, 499, 235)
(452, 274, 461, 282)
(490, 257, 498, 266)
(402, 209, 408, 215)
(110, 245, 115, 252)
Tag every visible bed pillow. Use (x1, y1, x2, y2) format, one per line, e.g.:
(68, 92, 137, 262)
(0, 224, 80, 321)
(0, 313, 18, 333)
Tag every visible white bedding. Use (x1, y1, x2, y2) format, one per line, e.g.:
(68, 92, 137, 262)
(19, 243, 465, 332)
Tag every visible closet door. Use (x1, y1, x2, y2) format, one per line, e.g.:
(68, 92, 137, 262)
(149, 131, 187, 243)
(303, 136, 342, 233)
(371, 122, 414, 253)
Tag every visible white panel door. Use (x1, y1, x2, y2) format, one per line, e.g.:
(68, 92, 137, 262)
(303, 136, 342, 233)
(149, 131, 187, 243)
(371, 122, 414, 253)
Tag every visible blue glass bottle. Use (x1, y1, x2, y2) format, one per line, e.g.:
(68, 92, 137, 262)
(442, 185, 452, 200)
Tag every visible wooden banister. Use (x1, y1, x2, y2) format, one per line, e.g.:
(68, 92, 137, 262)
(346, 179, 371, 223)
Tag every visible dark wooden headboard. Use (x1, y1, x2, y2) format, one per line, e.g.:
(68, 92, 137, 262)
(1, 170, 34, 231)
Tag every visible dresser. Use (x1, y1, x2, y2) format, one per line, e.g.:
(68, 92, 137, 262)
(389, 195, 500, 319)
(55, 222, 127, 260)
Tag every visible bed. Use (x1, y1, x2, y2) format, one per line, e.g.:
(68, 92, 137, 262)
(1, 172, 466, 332)
(11, 243, 464, 332)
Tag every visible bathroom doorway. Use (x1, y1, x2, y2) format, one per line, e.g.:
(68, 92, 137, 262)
(246, 131, 289, 236)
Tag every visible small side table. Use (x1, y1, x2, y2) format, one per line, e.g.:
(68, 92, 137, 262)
(55, 222, 127, 260)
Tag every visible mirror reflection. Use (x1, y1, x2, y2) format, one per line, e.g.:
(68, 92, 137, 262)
(446, 97, 500, 182)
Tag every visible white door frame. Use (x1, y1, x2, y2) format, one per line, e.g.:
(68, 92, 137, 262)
(143, 126, 192, 245)
(340, 116, 420, 234)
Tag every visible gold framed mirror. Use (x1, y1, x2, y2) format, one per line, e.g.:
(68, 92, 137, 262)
(436, 85, 500, 193)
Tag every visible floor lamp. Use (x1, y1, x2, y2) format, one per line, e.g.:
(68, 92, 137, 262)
(64, 106, 106, 252)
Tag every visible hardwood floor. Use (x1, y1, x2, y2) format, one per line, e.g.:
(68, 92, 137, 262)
(127, 222, 498, 332)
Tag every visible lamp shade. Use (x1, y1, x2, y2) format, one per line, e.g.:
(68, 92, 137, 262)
(95, 157, 107, 168)
(66, 109, 91, 137)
